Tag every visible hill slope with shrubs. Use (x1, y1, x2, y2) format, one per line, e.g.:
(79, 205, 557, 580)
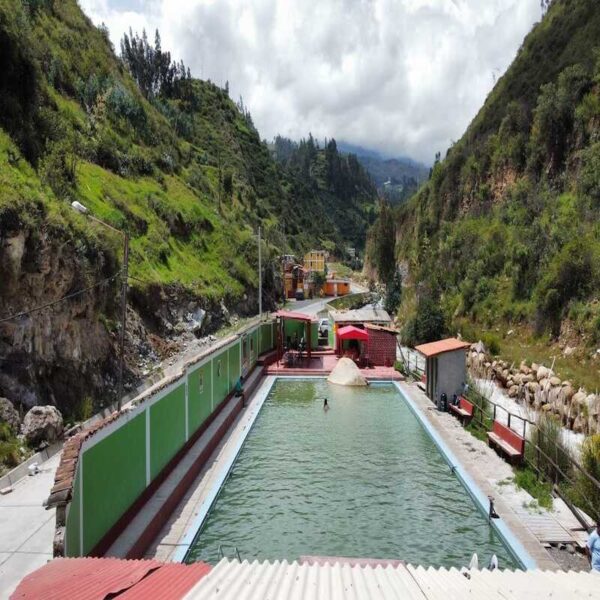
(369, 0, 600, 383)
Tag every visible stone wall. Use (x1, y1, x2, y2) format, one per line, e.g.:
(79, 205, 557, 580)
(467, 344, 599, 435)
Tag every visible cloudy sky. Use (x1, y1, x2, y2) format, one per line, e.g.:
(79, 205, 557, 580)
(80, 0, 542, 164)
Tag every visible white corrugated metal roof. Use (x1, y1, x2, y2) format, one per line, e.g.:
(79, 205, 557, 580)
(183, 559, 600, 599)
(329, 306, 392, 323)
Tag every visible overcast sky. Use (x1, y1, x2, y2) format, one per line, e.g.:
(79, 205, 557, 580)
(80, 0, 542, 165)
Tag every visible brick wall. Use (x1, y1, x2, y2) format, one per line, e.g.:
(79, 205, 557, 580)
(367, 329, 396, 366)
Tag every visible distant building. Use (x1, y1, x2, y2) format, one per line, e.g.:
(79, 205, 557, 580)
(323, 279, 350, 297)
(304, 250, 327, 273)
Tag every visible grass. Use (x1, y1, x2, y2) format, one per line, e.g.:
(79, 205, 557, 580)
(514, 467, 554, 509)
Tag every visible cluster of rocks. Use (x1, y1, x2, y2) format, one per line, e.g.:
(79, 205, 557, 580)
(467, 344, 600, 435)
(0, 397, 64, 449)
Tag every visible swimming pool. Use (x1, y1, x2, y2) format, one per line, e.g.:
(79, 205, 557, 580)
(185, 379, 518, 568)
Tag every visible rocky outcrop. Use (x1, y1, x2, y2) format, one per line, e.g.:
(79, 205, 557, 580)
(467, 342, 599, 435)
(22, 405, 64, 446)
(327, 357, 368, 386)
(0, 397, 20, 434)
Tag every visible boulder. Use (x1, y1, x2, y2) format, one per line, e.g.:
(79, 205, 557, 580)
(472, 341, 487, 355)
(0, 397, 20, 435)
(531, 362, 540, 373)
(527, 381, 540, 393)
(327, 358, 368, 387)
(522, 373, 535, 384)
(549, 376, 561, 387)
(22, 406, 64, 446)
(508, 385, 519, 398)
(519, 361, 531, 375)
(536, 365, 553, 382)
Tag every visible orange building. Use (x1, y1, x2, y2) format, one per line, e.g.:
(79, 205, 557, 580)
(323, 279, 350, 297)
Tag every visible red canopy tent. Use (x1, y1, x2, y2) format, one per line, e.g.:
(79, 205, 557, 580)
(336, 325, 368, 357)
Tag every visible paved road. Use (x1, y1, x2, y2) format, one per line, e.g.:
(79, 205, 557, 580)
(0, 453, 58, 598)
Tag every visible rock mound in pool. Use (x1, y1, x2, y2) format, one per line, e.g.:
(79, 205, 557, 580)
(327, 357, 368, 386)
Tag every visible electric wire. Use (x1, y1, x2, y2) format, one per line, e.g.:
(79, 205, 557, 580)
(0, 273, 121, 323)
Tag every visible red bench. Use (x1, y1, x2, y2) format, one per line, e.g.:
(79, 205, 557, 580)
(487, 421, 525, 464)
(449, 396, 474, 424)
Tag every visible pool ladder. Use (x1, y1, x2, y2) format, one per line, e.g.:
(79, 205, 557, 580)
(217, 544, 242, 561)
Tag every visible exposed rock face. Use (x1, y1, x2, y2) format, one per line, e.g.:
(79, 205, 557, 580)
(0, 397, 20, 434)
(466, 341, 599, 435)
(22, 406, 64, 446)
(0, 221, 119, 415)
(327, 358, 368, 386)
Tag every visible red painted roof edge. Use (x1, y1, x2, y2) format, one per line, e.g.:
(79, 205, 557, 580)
(414, 337, 471, 358)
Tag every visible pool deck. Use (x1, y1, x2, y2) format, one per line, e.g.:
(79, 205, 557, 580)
(265, 351, 403, 380)
(399, 382, 559, 570)
(142, 376, 562, 570)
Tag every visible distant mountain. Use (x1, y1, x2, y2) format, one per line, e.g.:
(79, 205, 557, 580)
(336, 141, 429, 203)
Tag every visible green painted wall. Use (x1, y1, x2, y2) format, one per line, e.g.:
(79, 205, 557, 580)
(70, 326, 276, 557)
(150, 384, 186, 480)
(283, 320, 319, 349)
(187, 361, 212, 434)
(212, 350, 229, 409)
(259, 322, 273, 354)
(228, 343, 241, 391)
(66, 469, 81, 557)
(81, 412, 146, 554)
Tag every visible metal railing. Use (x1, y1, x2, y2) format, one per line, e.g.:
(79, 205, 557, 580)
(463, 386, 599, 525)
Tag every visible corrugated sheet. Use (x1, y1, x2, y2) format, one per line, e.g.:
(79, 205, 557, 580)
(182, 559, 600, 600)
(118, 562, 212, 599)
(274, 310, 316, 322)
(414, 338, 470, 358)
(11, 557, 211, 600)
(11, 557, 163, 600)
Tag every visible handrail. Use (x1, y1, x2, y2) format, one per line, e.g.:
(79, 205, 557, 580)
(464, 388, 599, 521)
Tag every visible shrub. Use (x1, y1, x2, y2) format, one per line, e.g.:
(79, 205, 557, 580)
(570, 434, 600, 520)
(402, 296, 446, 346)
(531, 414, 572, 484)
(514, 467, 553, 509)
(481, 332, 501, 356)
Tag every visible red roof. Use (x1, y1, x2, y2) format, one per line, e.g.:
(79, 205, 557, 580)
(273, 309, 315, 322)
(414, 337, 470, 358)
(11, 557, 211, 600)
(337, 325, 369, 341)
(118, 562, 212, 599)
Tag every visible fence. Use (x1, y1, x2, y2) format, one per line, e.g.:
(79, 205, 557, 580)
(464, 386, 600, 525)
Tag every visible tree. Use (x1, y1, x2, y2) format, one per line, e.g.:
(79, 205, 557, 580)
(369, 201, 396, 283)
(384, 270, 402, 316)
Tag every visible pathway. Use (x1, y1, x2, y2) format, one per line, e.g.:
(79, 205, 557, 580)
(0, 453, 59, 598)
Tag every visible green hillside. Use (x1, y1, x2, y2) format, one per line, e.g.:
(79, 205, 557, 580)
(370, 0, 600, 384)
(0, 0, 376, 303)
(0, 0, 377, 418)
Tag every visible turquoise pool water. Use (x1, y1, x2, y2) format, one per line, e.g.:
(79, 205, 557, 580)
(186, 379, 517, 568)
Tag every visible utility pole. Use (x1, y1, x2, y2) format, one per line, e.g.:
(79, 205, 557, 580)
(117, 233, 129, 410)
(258, 226, 262, 319)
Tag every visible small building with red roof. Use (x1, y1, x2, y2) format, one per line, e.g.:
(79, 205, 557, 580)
(415, 337, 470, 406)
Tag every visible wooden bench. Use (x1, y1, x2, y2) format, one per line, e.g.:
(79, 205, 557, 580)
(449, 396, 473, 425)
(487, 421, 525, 464)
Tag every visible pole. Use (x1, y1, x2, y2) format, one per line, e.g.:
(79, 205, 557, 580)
(258, 226, 262, 319)
(117, 232, 129, 411)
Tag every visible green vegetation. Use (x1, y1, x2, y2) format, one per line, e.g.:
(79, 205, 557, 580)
(569, 434, 600, 520)
(369, 0, 600, 360)
(514, 468, 554, 510)
(0, 0, 377, 309)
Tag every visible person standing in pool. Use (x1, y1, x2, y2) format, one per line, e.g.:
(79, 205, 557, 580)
(586, 521, 600, 572)
(323, 398, 329, 411)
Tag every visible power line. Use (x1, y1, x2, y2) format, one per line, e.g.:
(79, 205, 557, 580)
(0, 273, 120, 324)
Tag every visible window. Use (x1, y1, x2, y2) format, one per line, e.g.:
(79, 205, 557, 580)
(198, 373, 204, 394)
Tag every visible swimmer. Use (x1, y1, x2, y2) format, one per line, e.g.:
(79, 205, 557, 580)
(323, 398, 329, 411)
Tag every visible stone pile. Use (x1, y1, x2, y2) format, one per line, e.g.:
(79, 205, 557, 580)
(467, 344, 599, 435)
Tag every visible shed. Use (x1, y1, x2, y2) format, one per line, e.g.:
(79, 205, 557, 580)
(365, 324, 398, 367)
(328, 306, 392, 348)
(335, 325, 368, 358)
(415, 338, 470, 405)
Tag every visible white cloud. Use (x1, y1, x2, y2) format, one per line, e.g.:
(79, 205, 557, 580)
(79, 0, 541, 164)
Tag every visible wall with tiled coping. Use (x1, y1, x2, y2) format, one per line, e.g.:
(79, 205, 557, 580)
(48, 320, 276, 558)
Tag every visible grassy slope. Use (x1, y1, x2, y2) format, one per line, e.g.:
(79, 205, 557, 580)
(390, 0, 600, 379)
(1, 0, 376, 306)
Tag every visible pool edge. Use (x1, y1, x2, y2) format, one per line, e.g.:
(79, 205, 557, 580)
(393, 381, 538, 570)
